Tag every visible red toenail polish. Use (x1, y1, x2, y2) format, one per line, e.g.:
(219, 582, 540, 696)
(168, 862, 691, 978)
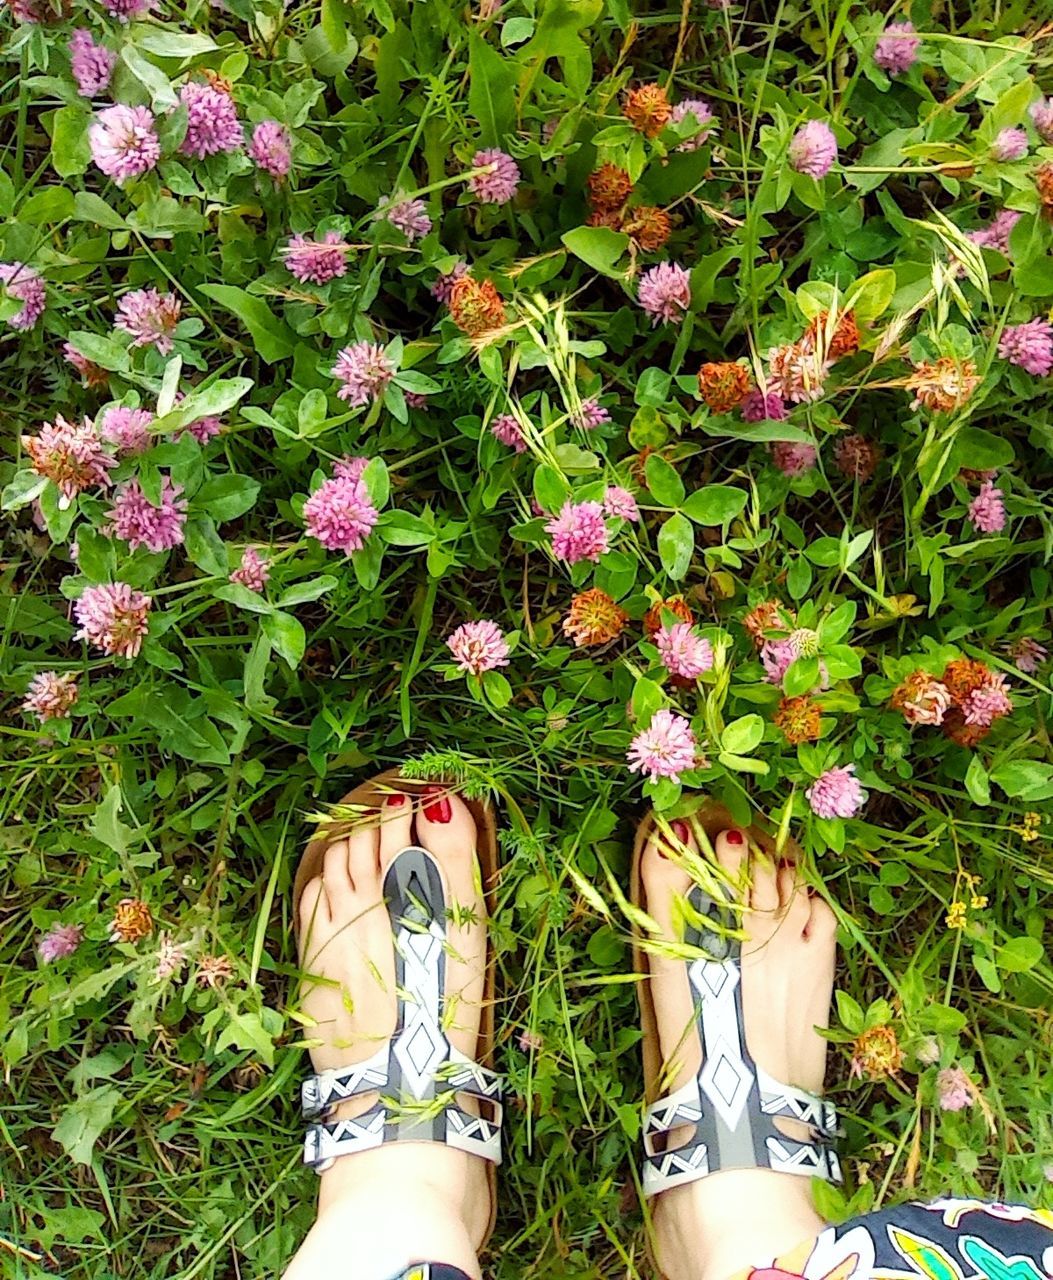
(386, 793, 405, 807)
(422, 785, 452, 824)
(727, 830, 744, 846)
(671, 820, 690, 844)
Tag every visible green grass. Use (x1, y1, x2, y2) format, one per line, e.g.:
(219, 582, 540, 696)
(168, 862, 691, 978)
(3, 0, 1053, 1273)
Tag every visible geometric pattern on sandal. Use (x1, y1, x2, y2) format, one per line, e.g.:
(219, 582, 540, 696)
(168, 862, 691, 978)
(301, 845, 503, 1173)
(641, 884, 842, 1197)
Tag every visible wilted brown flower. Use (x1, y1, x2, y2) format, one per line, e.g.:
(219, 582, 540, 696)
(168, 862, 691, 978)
(586, 209, 624, 231)
(587, 164, 633, 213)
(644, 595, 695, 638)
(942, 709, 990, 748)
(1036, 161, 1053, 213)
(891, 671, 952, 726)
(807, 310, 860, 359)
(110, 898, 154, 944)
(907, 357, 980, 413)
(562, 588, 629, 648)
(773, 696, 822, 744)
(941, 658, 989, 704)
(623, 205, 672, 251)
(850, 1024, 903, 1080)
(833, 433, 880, 481)
(196, 954, 235, 988)
(449, 275, 505, 336)
(623, 84, 672, 138)
(743, 599, 792, 648)
(698, 361, 752, 413)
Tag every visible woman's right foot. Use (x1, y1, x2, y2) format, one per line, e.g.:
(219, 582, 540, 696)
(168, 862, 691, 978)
(641, 820, 839, 1280)
(284, 785, 491, 1280)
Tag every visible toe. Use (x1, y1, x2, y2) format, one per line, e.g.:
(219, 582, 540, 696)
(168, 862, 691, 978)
(322, 838, 354, 909)
(298, 874, 329, 937)
(805, 893, 838, 941)
(346, 820, 380, 894)
(379, 789, 414, 862)
(748, 848, 781, 913)
(413, 786, 476, 868)
(641, 822, 694, 935)
(777, 865, 811, 931)
(713, 828, 748, 881)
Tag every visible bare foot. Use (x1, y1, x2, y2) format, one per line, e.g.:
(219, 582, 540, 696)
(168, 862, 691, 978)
(284, 785, 491, 1280)
(641, 819, 838, 1280)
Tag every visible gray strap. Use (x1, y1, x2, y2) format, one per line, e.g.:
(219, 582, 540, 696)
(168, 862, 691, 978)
(301, 846, 502, 1172)
(641, 886, 841, 1196)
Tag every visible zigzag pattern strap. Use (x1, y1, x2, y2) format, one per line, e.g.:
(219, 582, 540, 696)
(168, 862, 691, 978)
(301, 1044, 389, 1120)
(301, 846, 504, 1173)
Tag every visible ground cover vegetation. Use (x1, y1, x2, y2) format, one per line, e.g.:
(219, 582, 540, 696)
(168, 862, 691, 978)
(2, 0, 1053, 1273)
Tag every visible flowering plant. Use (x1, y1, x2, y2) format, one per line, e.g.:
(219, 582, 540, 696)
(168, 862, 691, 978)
(3, 0, 1053, 1269)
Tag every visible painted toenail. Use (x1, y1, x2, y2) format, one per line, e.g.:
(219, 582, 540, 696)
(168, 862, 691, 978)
(671, 820, 690, 844)
(422, 785, 452, 824)
(726, 829, 744, 846)
(385, 792, 405, 807)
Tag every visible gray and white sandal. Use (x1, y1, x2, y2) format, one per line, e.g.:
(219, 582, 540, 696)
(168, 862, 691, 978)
(632, 803, 842, 1200)
(293, 771, 504, 1247)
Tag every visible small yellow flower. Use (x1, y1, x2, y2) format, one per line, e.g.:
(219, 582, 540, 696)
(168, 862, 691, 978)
(971, 894, 988, 910)
(945, 901, 967, 930)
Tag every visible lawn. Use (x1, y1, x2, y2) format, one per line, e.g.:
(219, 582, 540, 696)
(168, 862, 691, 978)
(2, 0, 1053, 1275)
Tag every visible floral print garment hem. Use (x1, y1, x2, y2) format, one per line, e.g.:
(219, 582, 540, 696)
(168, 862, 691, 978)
(736, 1198, 1053, 1280)
(385, 1267, 472, 1280)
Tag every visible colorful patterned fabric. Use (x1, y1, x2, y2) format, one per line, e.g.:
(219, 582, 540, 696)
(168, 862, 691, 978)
(387, 1266, 472, 1280)
(744, 1198, 1053, 1279)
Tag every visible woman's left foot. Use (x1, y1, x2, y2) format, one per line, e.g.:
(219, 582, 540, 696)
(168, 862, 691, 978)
(641, 818, 838, 1280)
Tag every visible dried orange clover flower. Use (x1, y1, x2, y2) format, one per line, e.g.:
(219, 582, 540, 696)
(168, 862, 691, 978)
(743, 599, 792, 648)
(1035, 161, 1053, 214)
(449, 275, 505, 336)
(907, 357, 980, 413)
(110, 897, 154, 943)
(587, 163, 633, 213)
(562, 588, 629, 648)
(644, 595, 695, 638)
(623, 205, 672, 251)
(850, 1024, 903, 1080)
(623, 84, 672, 138)
(774, 696, 822, 744)
(806, 309, 860, 359)
(698, 361, 752, 413)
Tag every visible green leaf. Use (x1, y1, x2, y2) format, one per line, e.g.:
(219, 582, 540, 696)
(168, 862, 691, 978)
(193, 474, 260, 522)
(1012, 257, 1053, 297)
(964, 755, 990, 806)
(1, 470, 47, 512)
(198, 285, 296, 363)
(277, 576, 338, 608)
(89, 786, 135, 855)
(635, 367, 672, 408)
(482, 669, 513, 709)
(533, 464, 568, 512)
(183, 515, 228, 577)
(561, 225, 630, 278)
(990, 761, 1053, 801)
(681, 485, 747, 526)
(262, 610, 306, 668)
(847, 268, 896, 324)
(213, 583, 274, 615)
(468, 31, 515, 146)
(72, 191, 126, 230)
(154, 377, 254, 434)
(722, 714, 763, 755)
(631, 678, 665, 725)
(645, 453, 685, 507)
(657, 512, 694, 580)
(66, 330, 130, 373)
(53, 1086, 121, 1166)
(835, 990, 865, 1034)
(120, 45, 179, 109)
(377, 510, 433, 546)
(50, 104, 91, 179)
(994, 936, 1044, 972)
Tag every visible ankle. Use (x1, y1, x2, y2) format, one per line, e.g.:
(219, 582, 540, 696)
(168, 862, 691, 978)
(657, 1172, 824, 1280)
(317, 1143, 472, 1220)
